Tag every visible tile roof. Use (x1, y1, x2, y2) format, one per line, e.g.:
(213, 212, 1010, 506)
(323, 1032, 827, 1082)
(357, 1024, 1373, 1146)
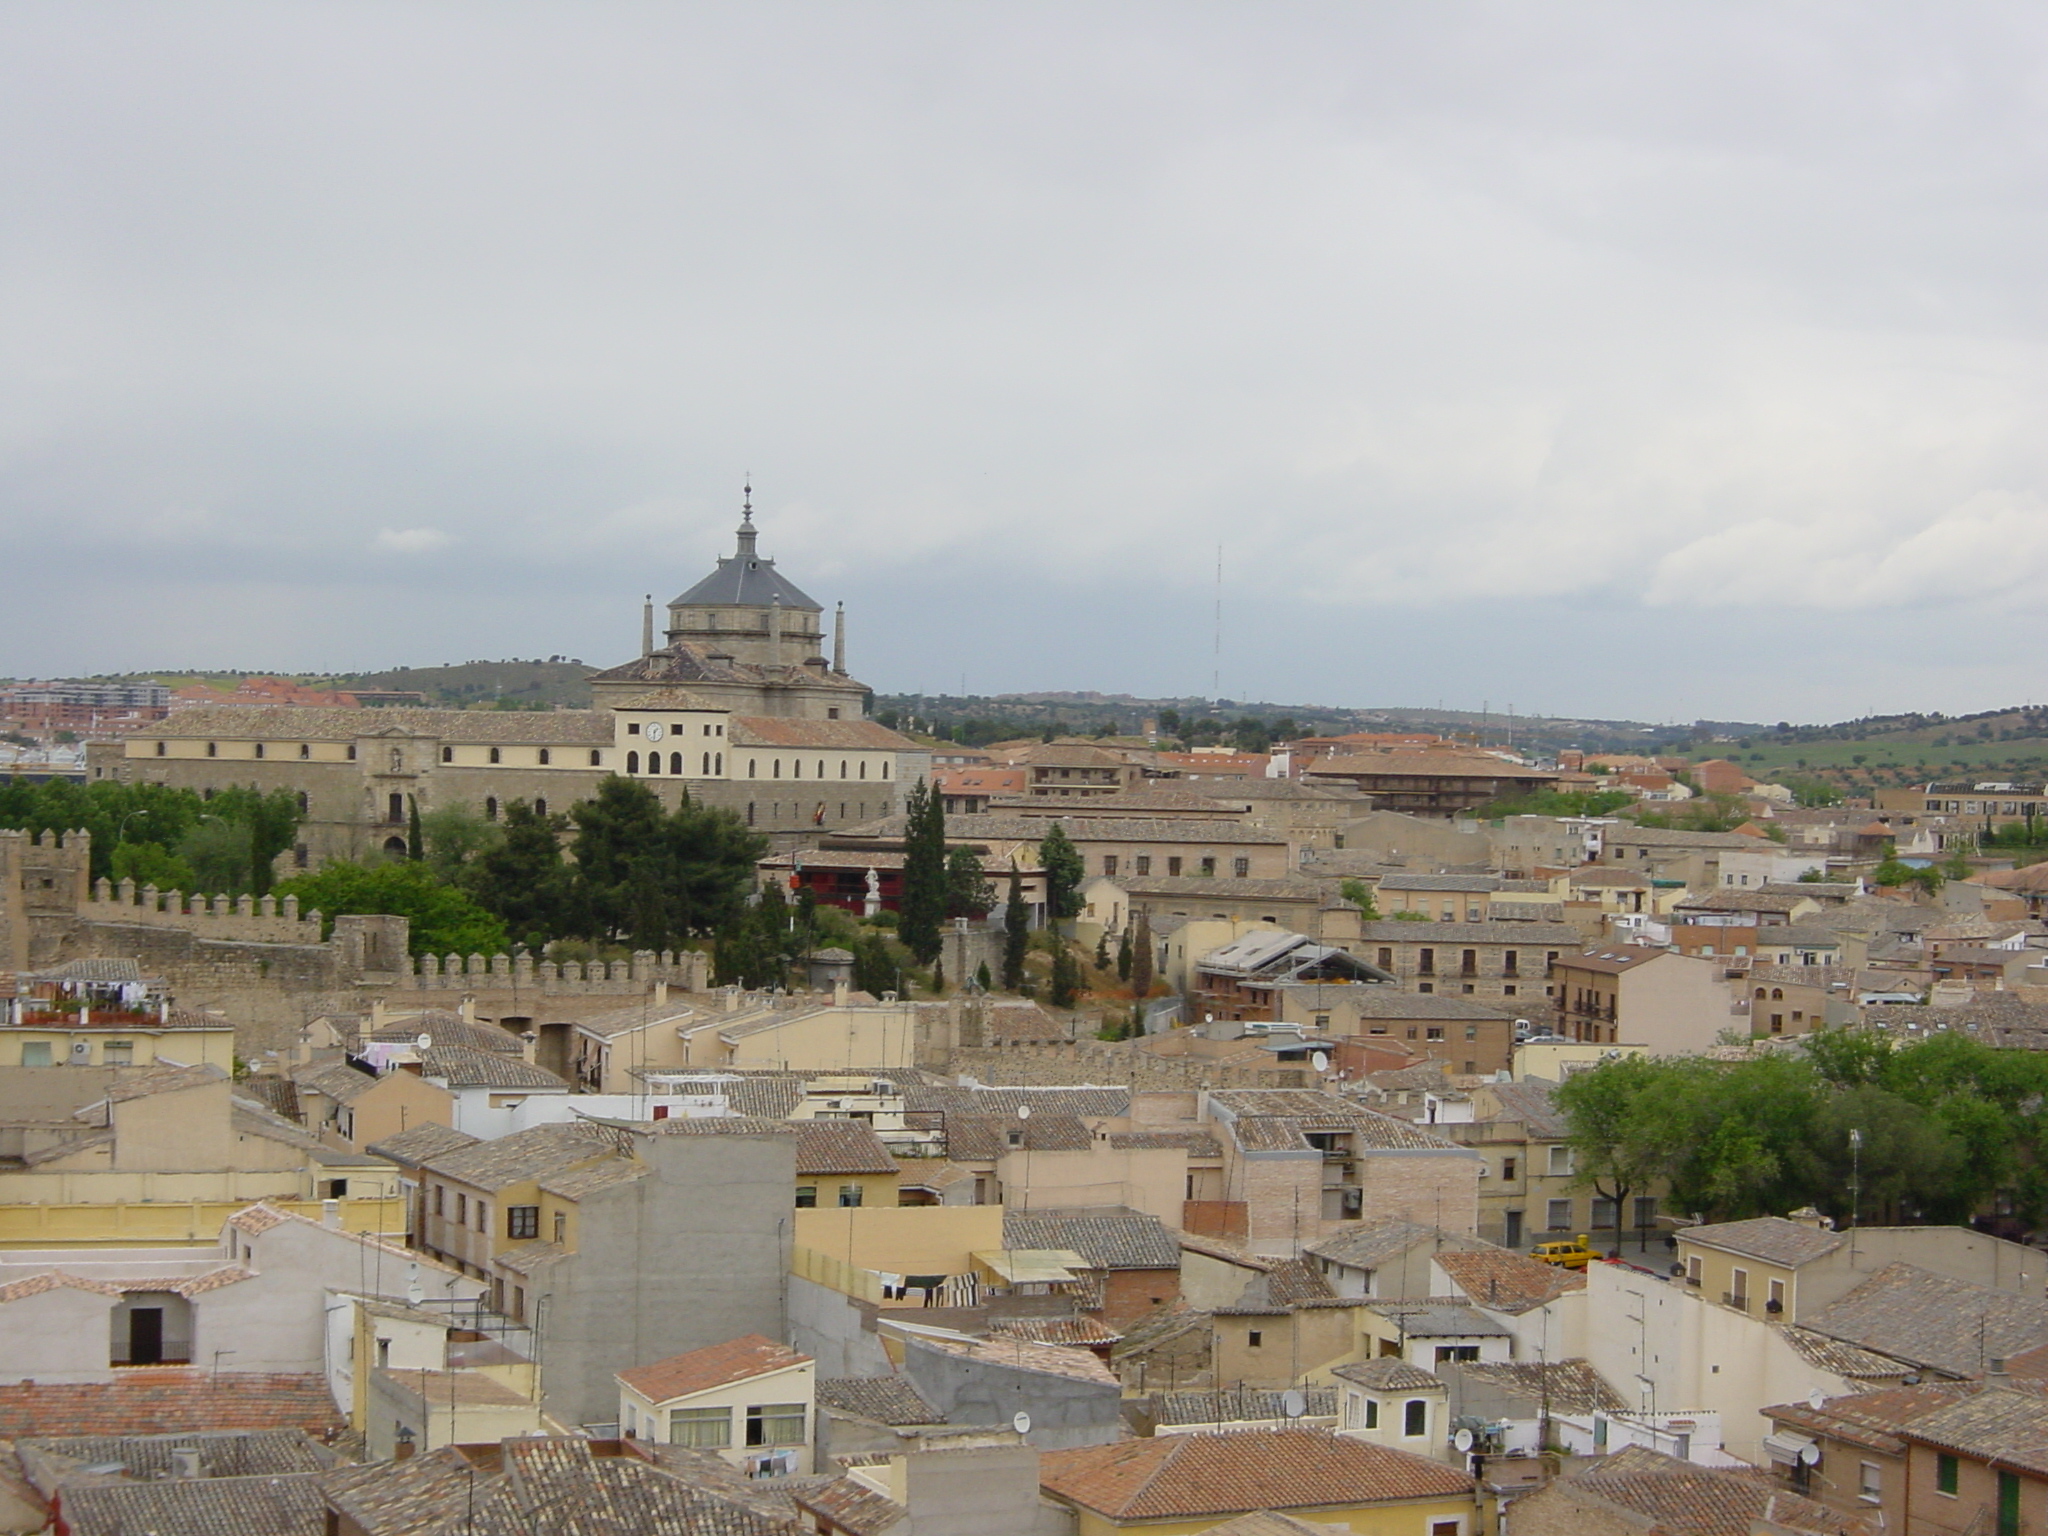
(289, 1060, 378, 1104)
(617, 1334, 811, 1404)
(1602, 827, 1777, 849)
(1801, 1263, 2048, 1378)
(20, 1428, 332, 1483)
(1681, 1216, 1845, 1268)
(0, 1269, 123, 1303)
(364, 1121, 480, 1164)
(1039, 1428, 1471, 1518)
(636, 1075, 808, 1118)
(1763, 1381, 1981, 1456)
(0, 1371, 344, 1439)
(1550, 1445, 1864, 1536)
(731, 716, 916, 750)
(1352, 920, 1585, 945)
(1675, 889, 1813, 915)
(157, 703, 615, 744)
(1435, 1247, 1586, 1314)
(795, 1476, 908, 1536)
(1099, 875, 1327, 900)
(903, 1084, 1132, 1118)
(944, 1113, 1097, 1160)
(1004, 1211, 1181, 1270)
(1364, 1299, 1511, 1338)
(571, 1001, 700, 1040)
(993, 1315, 1122, 1347)
(537, 1159, 650, 1199)
(56, 1471, 328, 1536)
(1778, 1326, 1917, 1382)
(1377, 875, 1501, 893)
(417, 1119, 622, 1190)
(1475, 1080, 1567, 1139)
(1330, 1359, 1443, 1392)
(1199, 1513, 1354, 1536)
(1207, 1091, 1466, 1153)
(1449, 1359, 1623, 1414)
(845, 813, 1288, 847)
(792, 1119, 899, 1176)
(104, 1061, 228, 1104)
(1312, 992, 1518, 1021)
(1897, 1384, 2048, 1475)
(1108, 1130, 1223, 1156)
(815, 1376, 943, 1426)
(909, 1334, 1118, 1386)
(236, 1076, 301, 1121)
(418, 1047, 571, 1090)
(1303, 1219, 1443, 1270)
(492, 1239, 568, 1276)
(1155, 1388, 1339, 1426)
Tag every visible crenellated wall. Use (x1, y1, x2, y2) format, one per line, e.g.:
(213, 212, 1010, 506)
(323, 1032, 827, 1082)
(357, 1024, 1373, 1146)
(397, 947, 712, 995)
(83, 878, 324, 943)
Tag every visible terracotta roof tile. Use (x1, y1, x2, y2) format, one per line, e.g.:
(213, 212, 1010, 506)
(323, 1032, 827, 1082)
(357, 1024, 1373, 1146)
(1039, 1428, 1471, 1519)
(1802, 1263, 2048, 1377)
(0, 1372, 344, 1439)
(1682, 1217, 1845, 1268)
(795, 1475, 908, 1536)
(1551, 1445, 1868, 1536)
(793, 1120, 899, 1176)
(910, 1334, 1118, 1386)
(816, 1377, 942, 1427)
(617, 1334, 811, 1405)
(1435, 1248, 1585, 1314)
(1004, 1211, 1180, 1271)
(1155, 1387, 1338, 1425)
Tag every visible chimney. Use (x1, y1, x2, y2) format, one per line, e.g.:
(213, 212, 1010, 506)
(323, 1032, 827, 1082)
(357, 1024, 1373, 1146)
(833, 979, 849, 1007)
(655, 980, 669, 1007)
(170, 1447, 202, 1479)
(459, 995, 476, 1023)
(321, 1198, 341, 1229)
(833, 602, 846, 674)
(642, 595, 655, 658)
(521, 1030, 538, 1064)
(1990, 1357, 2010, 1379)
(370, 999, 388, 1030)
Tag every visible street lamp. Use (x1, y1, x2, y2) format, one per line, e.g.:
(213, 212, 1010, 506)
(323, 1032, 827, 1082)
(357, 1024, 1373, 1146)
(1848, 1128, 1863, 1230)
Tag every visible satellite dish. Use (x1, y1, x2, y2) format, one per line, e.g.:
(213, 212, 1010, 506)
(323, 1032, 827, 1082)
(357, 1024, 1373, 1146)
(1808, 1389, 1826, 1410)
(1453, 1428, 1476, 1453)
(415, 1033, 432, 1052)
(1311, 1054, 1330, 1074)
(1799, 1443, 1821, 1466)
(1012, 1411, 1032, 1435)
(1016, 1104, 1032, 1121)
(1281, 1389, 1307, 1419)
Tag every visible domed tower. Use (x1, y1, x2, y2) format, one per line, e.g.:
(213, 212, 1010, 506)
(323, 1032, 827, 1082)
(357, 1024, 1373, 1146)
(663, 485, 824, 666)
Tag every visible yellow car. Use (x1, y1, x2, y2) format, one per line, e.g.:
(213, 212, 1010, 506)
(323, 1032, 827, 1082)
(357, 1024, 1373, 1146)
(1531, 1237, 1598, 1271)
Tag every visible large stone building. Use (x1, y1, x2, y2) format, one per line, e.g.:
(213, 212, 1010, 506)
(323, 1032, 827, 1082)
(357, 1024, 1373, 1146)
(89, 494, 926, 864)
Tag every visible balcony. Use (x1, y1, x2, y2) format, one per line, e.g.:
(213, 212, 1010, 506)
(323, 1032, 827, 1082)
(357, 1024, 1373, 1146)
(1722, 1291, 1750, 1313)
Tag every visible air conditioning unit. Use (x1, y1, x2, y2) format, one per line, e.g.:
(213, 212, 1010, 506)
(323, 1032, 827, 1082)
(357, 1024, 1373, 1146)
(69, 1040, 92, 1064)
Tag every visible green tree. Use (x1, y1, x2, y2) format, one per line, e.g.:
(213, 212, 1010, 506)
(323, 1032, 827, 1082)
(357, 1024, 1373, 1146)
(852, 932, 901, 998)
(109, 840, 196, 893)
(1130, 909, 1153, 996)
(1554, 1055, 1695, 1254)
(975, 960, 993, 991)
(898, 780, 948, 963)
(944, 844, 994, 920)
(205, 785, 304, 897)
(467, 800, 570, 949)
(1116, 928, 1134, 983)
(1039, 823, 1084, 924)
(407, 796, 424, 861)
(1871, 844, 1917, 889)
(273, 860, 508, 957)
(1049, 939, 1082, 1008)
(1001, 869, 1029, 991)
(566, 778, 764, 949)
(419, 804, 502, 883)
(1339, 879, 1380, 921)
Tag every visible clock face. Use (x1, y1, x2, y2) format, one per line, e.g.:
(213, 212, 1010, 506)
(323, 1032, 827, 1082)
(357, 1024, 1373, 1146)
(644, 722, 666, 742)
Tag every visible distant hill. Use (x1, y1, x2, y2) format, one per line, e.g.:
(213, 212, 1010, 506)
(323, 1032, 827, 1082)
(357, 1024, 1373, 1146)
(1690, 706, 2048, 792)
(62, 660, 597, 710)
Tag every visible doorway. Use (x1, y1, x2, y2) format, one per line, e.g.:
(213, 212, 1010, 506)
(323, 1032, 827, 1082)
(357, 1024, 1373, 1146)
(128, 1307, 163, 1365)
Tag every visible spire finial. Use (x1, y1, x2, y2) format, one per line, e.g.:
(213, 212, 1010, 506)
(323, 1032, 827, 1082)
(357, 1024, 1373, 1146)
(735, 477, 760, 558)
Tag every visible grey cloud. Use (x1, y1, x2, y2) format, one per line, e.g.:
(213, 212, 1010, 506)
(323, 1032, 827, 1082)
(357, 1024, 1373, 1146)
(3, 1, 2047, 721)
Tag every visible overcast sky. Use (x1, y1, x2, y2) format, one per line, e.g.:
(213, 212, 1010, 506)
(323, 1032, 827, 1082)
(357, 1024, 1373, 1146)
(5, 2, 2046, 725)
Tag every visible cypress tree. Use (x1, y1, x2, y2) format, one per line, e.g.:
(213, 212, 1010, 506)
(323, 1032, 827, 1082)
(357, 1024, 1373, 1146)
(1039, 822, 1084, 927)
(406, 796, 424, 861)
(1049, 940, 1081, 1009)
(1131, 910, 1153, 996)
(898, 779, 947, 964)
(1116, 929, 1133, 983)
(1001, 868, 1029, 991)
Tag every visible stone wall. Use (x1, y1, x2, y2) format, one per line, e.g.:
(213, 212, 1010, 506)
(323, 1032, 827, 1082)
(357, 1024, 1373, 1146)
(84, 879, 325, 943)
(940, 1040, 1311, 1092)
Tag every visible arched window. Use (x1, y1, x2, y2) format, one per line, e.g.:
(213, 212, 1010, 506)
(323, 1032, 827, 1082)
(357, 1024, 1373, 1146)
(747, 803, 756, 825)
(296, 792, 309, 813)
(817, 761, 825, 778)
(840, 761, 848, 778)
(253, 742, 265, 759)
(647, 753, 661, 774)
(538, 748, 550, 765)
(669, 752, 682, 775)
(626, 751, 640, 774)
(793, 760, 801, 779)
(749, 759, 757, 777)
(206, 742, 217, 757)
(715, 753, 722, 774)
(535, 798, 548, 817)
(485, 797, 499, 821)
(1754, 987, 1767, 1000)
(702, 753, 711, 775)
(442, 746, 453, 762)
(299, 743, 310, 759)
(1771, 988, 1783, 1000)
(882, 761, 891, 779)
(384, 836, 407, 857)
(774, 760, 782, 778)
(488, 747, 501, 764)
(154, 741, 165, 756)
(859, 762, 867, 779)
(589, 749, 602, 767)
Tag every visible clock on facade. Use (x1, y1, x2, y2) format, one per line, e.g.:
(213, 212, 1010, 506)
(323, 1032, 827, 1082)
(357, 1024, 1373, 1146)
(644, 722, 666, 741)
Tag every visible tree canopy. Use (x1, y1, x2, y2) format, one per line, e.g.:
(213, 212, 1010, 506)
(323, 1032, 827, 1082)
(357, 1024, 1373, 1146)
(1555, 1031, 2048, 1237)
(274, 859, 509, 957)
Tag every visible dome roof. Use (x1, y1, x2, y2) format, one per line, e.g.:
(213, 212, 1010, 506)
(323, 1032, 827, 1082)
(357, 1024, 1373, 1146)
(670, 493, 822, 612)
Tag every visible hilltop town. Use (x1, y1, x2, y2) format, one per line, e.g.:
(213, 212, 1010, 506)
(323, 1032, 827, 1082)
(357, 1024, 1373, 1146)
(2, 503, 2048, 1536)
